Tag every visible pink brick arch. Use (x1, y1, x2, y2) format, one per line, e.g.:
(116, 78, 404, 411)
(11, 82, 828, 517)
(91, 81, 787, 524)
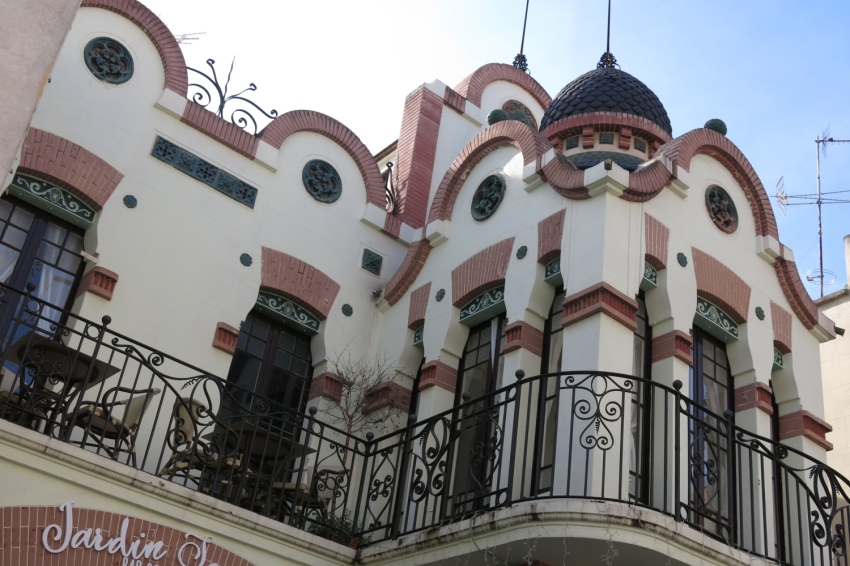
(451, 238, 514, 307)
(427, 120, 553, 223)
(692, 248, 751, 324)
(454, 63, 552, 110)
(652, 128, 778, 239)
(260, 247, 340, 319)
(19, 129, 123, 210)
(81, 0, 188, 96)
(259, 110, 386, 208)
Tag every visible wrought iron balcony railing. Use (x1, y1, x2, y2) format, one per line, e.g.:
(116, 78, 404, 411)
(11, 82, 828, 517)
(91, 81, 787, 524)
(0, 281, 848, 563)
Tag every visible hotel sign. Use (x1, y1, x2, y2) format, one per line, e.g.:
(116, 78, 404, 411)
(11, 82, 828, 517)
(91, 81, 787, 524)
(1, 503, 255, 566)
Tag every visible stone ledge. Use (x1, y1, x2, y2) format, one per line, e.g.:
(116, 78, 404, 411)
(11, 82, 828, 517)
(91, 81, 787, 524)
(0, 418, 356, 563)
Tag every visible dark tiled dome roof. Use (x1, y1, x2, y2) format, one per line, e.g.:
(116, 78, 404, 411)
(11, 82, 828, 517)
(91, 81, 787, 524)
(540, 68, 672, 134)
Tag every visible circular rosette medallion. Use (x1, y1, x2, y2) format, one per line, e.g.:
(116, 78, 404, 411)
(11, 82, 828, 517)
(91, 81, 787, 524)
(471, 175, 506, 221)
(704, 185, 738, 233)
(84, 37, 134, 84)
(302, 160, 342, 203)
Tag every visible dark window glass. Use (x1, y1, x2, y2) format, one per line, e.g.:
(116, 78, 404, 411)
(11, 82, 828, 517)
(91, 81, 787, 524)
(629, 293, 652, 503)
(0, 196, 87, 355)
(452, 315, 506, 513)
(533, 288, 564, 495)
(689, 327, 734, 537)
(225, 312, 313, 417)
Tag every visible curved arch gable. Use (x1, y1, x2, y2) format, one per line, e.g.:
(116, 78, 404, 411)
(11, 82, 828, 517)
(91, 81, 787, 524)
(454, 63, 552, 111)
(428, 120, 553, 223)
(81, 0, 188, 96)
(19, 128, 123, 210)
(259, 110, 385, 208)
(654, 128, 779, 239)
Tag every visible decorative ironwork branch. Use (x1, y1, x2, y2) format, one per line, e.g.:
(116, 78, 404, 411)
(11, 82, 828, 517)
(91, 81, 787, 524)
(187, 58, 279, 135)
(384, 162, 398, 214)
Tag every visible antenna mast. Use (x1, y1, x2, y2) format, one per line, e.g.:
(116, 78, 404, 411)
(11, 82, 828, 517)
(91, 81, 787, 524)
(775, 128, 850, 297)
(512, 0, 531, 73)
(597, 0, 618, 69)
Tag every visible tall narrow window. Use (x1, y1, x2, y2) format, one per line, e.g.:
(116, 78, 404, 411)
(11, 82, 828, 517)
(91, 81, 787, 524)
(629, 293, 652, 503)
(451, 315, 506, 514)
(0, 195, 86, 351)
(533, 288, 565, 495)
(225, 312, 313, 418)
(689, 327, 734, 537)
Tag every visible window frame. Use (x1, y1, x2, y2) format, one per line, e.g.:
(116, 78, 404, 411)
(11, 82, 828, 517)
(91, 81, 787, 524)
(0, 194, 88, 343)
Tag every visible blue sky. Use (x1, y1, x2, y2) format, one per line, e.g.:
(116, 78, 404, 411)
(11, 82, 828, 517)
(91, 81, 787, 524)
(143, 0, 850, 299)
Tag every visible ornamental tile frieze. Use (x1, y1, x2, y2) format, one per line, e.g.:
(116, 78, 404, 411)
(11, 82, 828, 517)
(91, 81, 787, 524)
(695, 297, 739, 342)
(151, 137, 258, 208)
(544, 257, 562, 287)
(10, 174, 95, 227)
(773, 347, 784, 371)
(459, 286, 505, 326)
(256, 291, 320, 335)
(641, 262, 658, 291)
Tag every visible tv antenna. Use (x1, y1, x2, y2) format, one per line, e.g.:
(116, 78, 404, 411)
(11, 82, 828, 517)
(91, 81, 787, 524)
(174, 32, 205, 45)
(774, 126, 850, 297)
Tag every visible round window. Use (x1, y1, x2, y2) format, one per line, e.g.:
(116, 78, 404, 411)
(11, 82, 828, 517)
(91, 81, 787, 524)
(704, 185, 738, 233)
(84, 37, 133, 85)
(302, 160, 342, 203)
(471, 175, 506, 221)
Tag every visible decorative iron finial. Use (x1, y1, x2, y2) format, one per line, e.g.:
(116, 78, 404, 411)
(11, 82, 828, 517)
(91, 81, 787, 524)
(596, 0, 619, 69)
(187, 58, 279, 135)
(512, 0, 531, 73)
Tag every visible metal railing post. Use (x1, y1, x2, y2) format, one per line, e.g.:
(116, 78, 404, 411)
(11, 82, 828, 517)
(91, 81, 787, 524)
(673, 379, 683, 522)
(724, 409, 737, 546)
(504, 370, 525, 508)
(389, 413, 417, 540)
(352, 430, 374, 541)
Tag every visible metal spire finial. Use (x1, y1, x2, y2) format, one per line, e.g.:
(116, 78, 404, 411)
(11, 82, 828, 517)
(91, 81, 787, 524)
(597, 0, 619, 69)
(512, 0, 531, 73)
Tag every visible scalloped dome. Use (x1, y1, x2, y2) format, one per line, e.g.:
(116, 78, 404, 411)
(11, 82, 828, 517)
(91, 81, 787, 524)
(540, 68, 672, 134)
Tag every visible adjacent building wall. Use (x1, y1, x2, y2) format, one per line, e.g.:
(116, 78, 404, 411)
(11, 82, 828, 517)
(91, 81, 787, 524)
(0, 0, 80, 183)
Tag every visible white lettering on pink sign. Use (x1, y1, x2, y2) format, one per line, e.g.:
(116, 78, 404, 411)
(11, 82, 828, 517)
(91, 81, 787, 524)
(40, 502, 220, 566)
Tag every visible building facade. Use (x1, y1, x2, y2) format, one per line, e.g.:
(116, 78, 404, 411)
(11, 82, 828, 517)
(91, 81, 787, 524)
(0, 2, 845, 566)
(818, 236, 850, 479)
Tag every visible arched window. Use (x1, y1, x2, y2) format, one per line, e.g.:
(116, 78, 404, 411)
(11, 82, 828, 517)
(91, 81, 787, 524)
(689, 326, 734, 535)
(0, 195, 86, 348)
(451, 314, 506, 513)
(225, 311, 313, 416)
(629, 292, 652, 503)
(532, 287, 564, 495)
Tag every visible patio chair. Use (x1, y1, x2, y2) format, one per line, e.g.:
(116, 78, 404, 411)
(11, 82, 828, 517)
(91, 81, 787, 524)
(269, 466, 347, 526)
(65, 386, 160, 466)
(157, 396, 241, 482)
(0, 367, 47, 428)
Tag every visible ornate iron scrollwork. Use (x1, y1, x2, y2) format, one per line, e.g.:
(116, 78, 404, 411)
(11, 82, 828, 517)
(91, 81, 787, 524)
(84, 37, 133, 84)
(384, 162, 398, 214)
(471, 175, 506, 221)
(597, 51, 619, 69)
(187, 58, 279, 135)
